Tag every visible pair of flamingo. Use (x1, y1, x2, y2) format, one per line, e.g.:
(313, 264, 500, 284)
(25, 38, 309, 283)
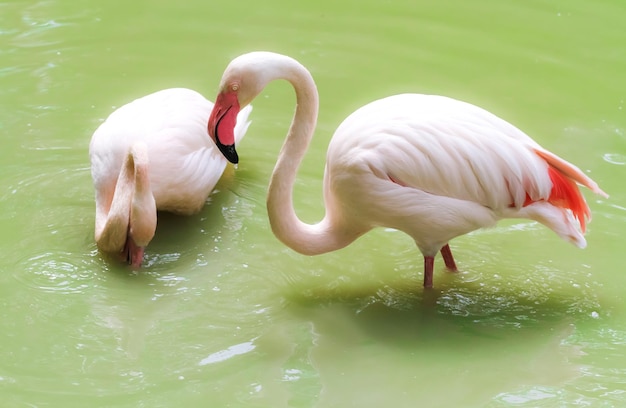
(89, 52, 607, 287)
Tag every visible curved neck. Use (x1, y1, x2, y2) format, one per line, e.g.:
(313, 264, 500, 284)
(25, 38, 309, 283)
(95, 143, 156, 253)
(266, 61, 354, 255)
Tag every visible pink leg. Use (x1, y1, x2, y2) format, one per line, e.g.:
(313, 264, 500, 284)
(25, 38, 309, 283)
(440, 244, 457, 271)
(423, 256, 434, 288)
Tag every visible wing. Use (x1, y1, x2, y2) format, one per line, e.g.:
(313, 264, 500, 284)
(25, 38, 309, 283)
(328, 93, 597, 213)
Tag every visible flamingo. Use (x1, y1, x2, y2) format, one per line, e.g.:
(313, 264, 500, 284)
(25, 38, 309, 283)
(89, 88, 252, 267)
(207, 52, 607, 288)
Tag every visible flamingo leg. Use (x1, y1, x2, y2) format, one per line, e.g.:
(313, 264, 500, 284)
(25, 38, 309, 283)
(440, 244, 458, 271)
(423, 256, 435, 288)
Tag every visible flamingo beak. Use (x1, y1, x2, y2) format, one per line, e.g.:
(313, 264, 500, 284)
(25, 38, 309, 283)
(124, 237, 145, 268)
(208, 91, 240, 164)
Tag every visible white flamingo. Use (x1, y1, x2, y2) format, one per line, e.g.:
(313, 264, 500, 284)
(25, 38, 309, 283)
(207, 52, 607, 288)
(89, 88, 252, 267)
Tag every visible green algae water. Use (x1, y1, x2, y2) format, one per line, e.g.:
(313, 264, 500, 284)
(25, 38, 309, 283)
(1, 0, 625, 406)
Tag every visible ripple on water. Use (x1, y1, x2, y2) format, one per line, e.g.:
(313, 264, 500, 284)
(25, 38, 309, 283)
(14, 251, 97, 294)
(602, 153, 626, 165)
(494, 386, 561, 405)
(198, 339, 258, 366)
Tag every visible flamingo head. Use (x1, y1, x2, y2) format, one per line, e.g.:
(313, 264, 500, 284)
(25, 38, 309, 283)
(208, 52, 290, 164)
(124, 237, 145, 268)
(123, 205, 156, 268)
(208, 89, 241, 164)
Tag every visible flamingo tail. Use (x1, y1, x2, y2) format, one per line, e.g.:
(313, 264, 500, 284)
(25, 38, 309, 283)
(533, 148, 608, 233)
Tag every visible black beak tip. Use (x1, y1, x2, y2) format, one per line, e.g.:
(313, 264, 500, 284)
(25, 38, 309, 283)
(218, 143, 239, 164)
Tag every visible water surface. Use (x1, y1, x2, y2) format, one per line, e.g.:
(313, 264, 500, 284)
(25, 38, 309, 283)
(1, 0, 625, 406)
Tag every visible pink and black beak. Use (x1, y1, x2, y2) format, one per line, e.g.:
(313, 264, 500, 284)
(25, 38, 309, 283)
(124, 236, 144, 269)
(208, 91, 240, 164)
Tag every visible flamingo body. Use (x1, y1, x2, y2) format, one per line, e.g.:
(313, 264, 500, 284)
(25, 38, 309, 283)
(90, 88, 252, 266)
(207, 52, 607, 288)
(325, 93, 602, 255)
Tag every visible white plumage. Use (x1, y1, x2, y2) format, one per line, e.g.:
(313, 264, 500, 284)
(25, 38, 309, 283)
(207, 52, 607, 288)
(90, 88, 252, 266)
(326, 94, 583, 250)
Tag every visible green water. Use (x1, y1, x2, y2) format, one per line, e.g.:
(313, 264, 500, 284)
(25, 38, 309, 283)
(1, 0, 625, 406)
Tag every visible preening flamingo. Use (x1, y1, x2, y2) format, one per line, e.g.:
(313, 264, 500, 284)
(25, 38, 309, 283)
(90, 88, 252, 267)
(207, 52, 607, 288)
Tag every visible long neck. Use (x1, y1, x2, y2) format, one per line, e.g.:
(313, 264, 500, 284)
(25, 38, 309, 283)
(95, 143, 155, 253)
(95, 155, 134, 253)
(266, 61, 353, 255)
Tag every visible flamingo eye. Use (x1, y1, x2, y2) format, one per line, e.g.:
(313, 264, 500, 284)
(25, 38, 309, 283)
(231, 83, 239, 91)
